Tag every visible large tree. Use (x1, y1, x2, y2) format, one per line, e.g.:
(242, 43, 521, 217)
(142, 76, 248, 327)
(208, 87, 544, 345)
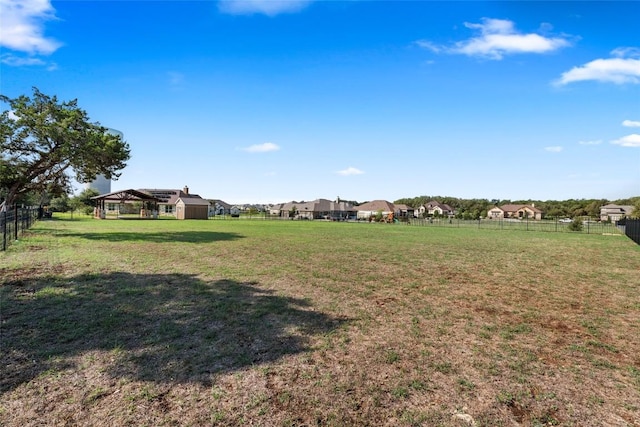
(1, 88, 130, 207)
(631, 199, 640, 219)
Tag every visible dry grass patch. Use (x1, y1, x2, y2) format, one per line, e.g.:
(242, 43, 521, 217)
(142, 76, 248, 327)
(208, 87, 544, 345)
(1, 217, 639, 426)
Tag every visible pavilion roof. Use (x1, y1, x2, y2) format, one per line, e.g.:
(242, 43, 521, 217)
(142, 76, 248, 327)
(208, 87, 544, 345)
(91, 189, 160, 203)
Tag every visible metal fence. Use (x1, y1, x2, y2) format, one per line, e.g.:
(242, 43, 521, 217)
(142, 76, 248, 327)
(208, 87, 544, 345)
(618, 218, 640, 245)
(211, 214, 625, 235)
(406, 217, 624, 235)
(1, 206, 41, 251)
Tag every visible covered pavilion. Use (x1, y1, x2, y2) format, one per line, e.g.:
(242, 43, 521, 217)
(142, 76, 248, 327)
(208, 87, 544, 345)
(91, 189, 160, 219)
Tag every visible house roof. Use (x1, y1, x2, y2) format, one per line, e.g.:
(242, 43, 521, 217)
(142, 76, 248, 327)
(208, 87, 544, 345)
(139, 188, 203, 204)
(176, 197, 211, 206)
(296, 201, 317, 212)
(279, 199, 356, 213)
(499, 204, 543, 213)
(315, 198, 356, 211)
(209, 199, 232, 209)
(394, 204, 413, 211)
(601, 204, 634, 213)
(425, 200, 453, 211)
(356, 200, 395, 212)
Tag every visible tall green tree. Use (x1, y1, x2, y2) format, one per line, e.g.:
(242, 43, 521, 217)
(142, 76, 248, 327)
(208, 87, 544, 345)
(0, 88, 130, 207)
(630, 199, 640, 219)
(74, 188, 100, 208)
(49, 193, 70, 213)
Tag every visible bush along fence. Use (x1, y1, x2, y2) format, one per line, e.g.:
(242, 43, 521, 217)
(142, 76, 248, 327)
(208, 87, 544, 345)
(1, 205, 41, 251)
(617, 218, 640, 245)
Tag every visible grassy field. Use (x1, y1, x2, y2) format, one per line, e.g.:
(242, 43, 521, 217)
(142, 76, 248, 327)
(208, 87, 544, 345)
(1, 216, 639, 426)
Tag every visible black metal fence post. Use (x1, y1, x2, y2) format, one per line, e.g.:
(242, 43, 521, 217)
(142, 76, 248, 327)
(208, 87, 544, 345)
(1, 209, 6, 251)
(13, 205, 19, 241)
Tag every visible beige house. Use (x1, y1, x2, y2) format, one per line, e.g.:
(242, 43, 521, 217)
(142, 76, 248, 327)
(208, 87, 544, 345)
(416, 200, 455, 218)
(487, 204, 543, 220)
(274, 199, 357, 220)
(600, 204, 635, 222)
(269, 203, 285, 216)
(209, 199, 232, 216)
(393, 203, 414, 219)
(356, 200, 396, 220)
(141, 186, 209, 219)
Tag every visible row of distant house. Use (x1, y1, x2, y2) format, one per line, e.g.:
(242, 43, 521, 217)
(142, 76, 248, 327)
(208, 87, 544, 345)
(95, 186, 635, 222)
(487, 203, 634, 222)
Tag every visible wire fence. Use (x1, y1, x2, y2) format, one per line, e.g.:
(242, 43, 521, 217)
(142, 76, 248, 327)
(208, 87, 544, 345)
(1, 205, 42, 251)
(211, 213, 627, 236)
(406, 217, 624, 235)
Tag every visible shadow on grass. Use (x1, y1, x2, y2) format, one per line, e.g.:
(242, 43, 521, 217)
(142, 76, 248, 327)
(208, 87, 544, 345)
(1, 272, 347, 392)
(54, 231, 244, 243)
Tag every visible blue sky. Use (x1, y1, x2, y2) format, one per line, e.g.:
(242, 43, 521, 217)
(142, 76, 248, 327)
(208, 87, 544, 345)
(1, 0, 639, 204)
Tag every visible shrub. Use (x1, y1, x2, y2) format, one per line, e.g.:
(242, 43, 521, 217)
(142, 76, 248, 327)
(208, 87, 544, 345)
(568, 218, 583, 232)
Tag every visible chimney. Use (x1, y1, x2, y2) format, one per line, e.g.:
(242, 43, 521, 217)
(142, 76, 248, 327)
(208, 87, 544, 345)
(183, 185, 189, 195)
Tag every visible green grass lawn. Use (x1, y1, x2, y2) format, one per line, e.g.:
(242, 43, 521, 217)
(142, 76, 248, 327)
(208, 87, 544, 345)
(1, 216, 639, 426)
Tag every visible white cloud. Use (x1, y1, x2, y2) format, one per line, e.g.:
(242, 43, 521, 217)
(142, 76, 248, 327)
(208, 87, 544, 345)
(622, 120, 640, 128)
(0, 0, 61, 55)
(242, 142, 281, 153)
(1, 53, 45, 66)
(417, 18, 571, 60)
(611, 47, 640, 58)
(610, 134, 640, 148)
(336, 167, 364, 176)
(557, 48, 640, 85)
(578, 140, 602, 146)
(544, 146, 563, 152)
(414, 40, 442, 54)
(218, 0, 313, 16)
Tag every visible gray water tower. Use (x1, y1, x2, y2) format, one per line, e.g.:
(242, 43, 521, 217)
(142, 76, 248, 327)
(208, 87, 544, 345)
(85, 128, 123, 195)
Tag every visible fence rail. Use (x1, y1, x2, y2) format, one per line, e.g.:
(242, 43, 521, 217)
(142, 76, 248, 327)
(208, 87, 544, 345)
(212, 214, 626, 235)
(406, 217, 625, 235)
(1, 206, 41, 251)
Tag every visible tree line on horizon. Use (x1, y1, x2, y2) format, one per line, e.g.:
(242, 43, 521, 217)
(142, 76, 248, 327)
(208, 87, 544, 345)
(391, 195, 640, 220)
